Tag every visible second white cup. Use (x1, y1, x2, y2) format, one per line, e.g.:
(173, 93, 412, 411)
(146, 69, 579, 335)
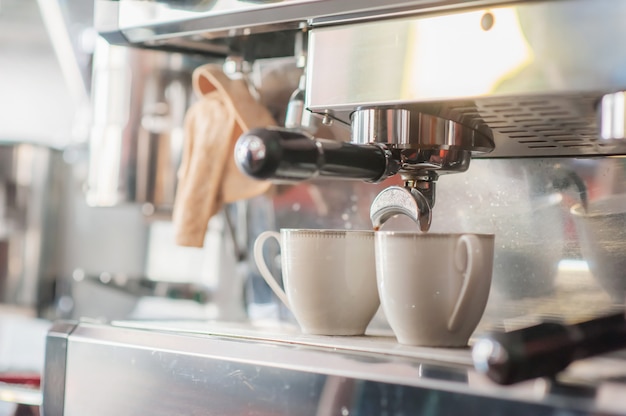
(375, 232, 495, 347)
(254, 229, 379, 335)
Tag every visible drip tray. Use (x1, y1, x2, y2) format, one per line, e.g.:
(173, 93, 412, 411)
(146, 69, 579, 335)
(112, 319, 474, 366)
(52, 317, 626, 415)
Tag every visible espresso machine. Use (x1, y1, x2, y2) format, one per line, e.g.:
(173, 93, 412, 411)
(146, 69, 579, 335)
(42, 1, 626, 414)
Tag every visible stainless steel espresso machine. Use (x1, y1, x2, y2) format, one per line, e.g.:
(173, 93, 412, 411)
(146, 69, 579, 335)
(42, 1, 626, 414)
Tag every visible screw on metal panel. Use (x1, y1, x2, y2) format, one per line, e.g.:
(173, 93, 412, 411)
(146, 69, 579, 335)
(481, 12, 495, 31)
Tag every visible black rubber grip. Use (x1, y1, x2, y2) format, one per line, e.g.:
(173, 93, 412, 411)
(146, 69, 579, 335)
(234, 128, 387, 182)
(472, 312, 626, 385)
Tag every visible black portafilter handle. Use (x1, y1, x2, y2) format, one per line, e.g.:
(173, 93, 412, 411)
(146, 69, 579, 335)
(472, 312, 626, 385)
(234, 127, 389, 182)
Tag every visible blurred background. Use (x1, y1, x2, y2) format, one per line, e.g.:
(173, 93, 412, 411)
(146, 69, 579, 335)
(0, 1, 161, 414)
(0, 0, 80, 148)
(1, 1, 76, 413)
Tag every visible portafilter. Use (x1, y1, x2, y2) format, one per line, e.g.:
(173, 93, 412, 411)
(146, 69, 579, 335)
(235, 108, 494, 231)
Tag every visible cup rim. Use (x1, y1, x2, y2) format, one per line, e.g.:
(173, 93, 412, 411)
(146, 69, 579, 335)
(279, 228, 374, 236)
(374, 231, 494, 238)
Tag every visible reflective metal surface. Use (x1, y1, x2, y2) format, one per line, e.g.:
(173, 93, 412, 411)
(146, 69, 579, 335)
(307, 0, 626, 157)
(352, 109, 494, 153)
(351, 108, 410, 146)
(0, 144, 65, 315)
(86, 39, 203, 212)
(599, 91, 626, 141)
(42, 321, 76, 416)
(46, 320, 626, 415)
(370, 185, 432, 231)
(94, 0, 626, 159)
(97, 0, 513, 46)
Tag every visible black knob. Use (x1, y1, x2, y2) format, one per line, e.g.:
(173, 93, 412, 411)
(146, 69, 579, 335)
(472, 312, 626, 385)
(235, 127, 388, 182)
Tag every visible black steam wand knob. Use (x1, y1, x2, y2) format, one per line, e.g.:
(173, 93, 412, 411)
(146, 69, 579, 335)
(472, 312, 626, 385)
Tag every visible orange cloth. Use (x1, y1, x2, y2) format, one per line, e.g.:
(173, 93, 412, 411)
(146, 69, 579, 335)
(173, 64, 275, 247)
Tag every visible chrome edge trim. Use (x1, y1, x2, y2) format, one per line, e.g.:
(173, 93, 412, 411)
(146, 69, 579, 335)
(42, 321, 78, 416)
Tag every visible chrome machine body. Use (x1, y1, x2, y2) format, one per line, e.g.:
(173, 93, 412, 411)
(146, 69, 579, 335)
(232, 0, 626, 230)
(43, 1, 626, 415)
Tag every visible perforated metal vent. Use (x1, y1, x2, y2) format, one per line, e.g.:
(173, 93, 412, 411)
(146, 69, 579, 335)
(420, 94, 624, 158)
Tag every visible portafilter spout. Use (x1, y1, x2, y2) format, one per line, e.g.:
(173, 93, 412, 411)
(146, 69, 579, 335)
(353, 109, 493, 231)
(370, 185, 433, 232)
(235, 108, 494, 231)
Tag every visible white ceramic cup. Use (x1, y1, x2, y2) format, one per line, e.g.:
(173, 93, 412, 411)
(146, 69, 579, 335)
(571, 194, 626, 302)
(254, 229, 379, 335)
(375, 232, 495, 347)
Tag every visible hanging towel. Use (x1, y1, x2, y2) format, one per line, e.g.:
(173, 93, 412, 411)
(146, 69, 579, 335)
(173, 64, 276, 247)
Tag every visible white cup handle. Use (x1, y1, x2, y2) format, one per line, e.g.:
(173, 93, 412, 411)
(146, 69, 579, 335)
(253, 231, 291, 310)
(448, 234, 486, 332)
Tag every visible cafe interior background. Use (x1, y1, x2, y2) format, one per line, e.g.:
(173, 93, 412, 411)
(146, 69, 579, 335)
(2, 0, 626, 414)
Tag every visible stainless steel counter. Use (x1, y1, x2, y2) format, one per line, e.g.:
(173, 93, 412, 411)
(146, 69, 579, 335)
(42, 319, 626, 415)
